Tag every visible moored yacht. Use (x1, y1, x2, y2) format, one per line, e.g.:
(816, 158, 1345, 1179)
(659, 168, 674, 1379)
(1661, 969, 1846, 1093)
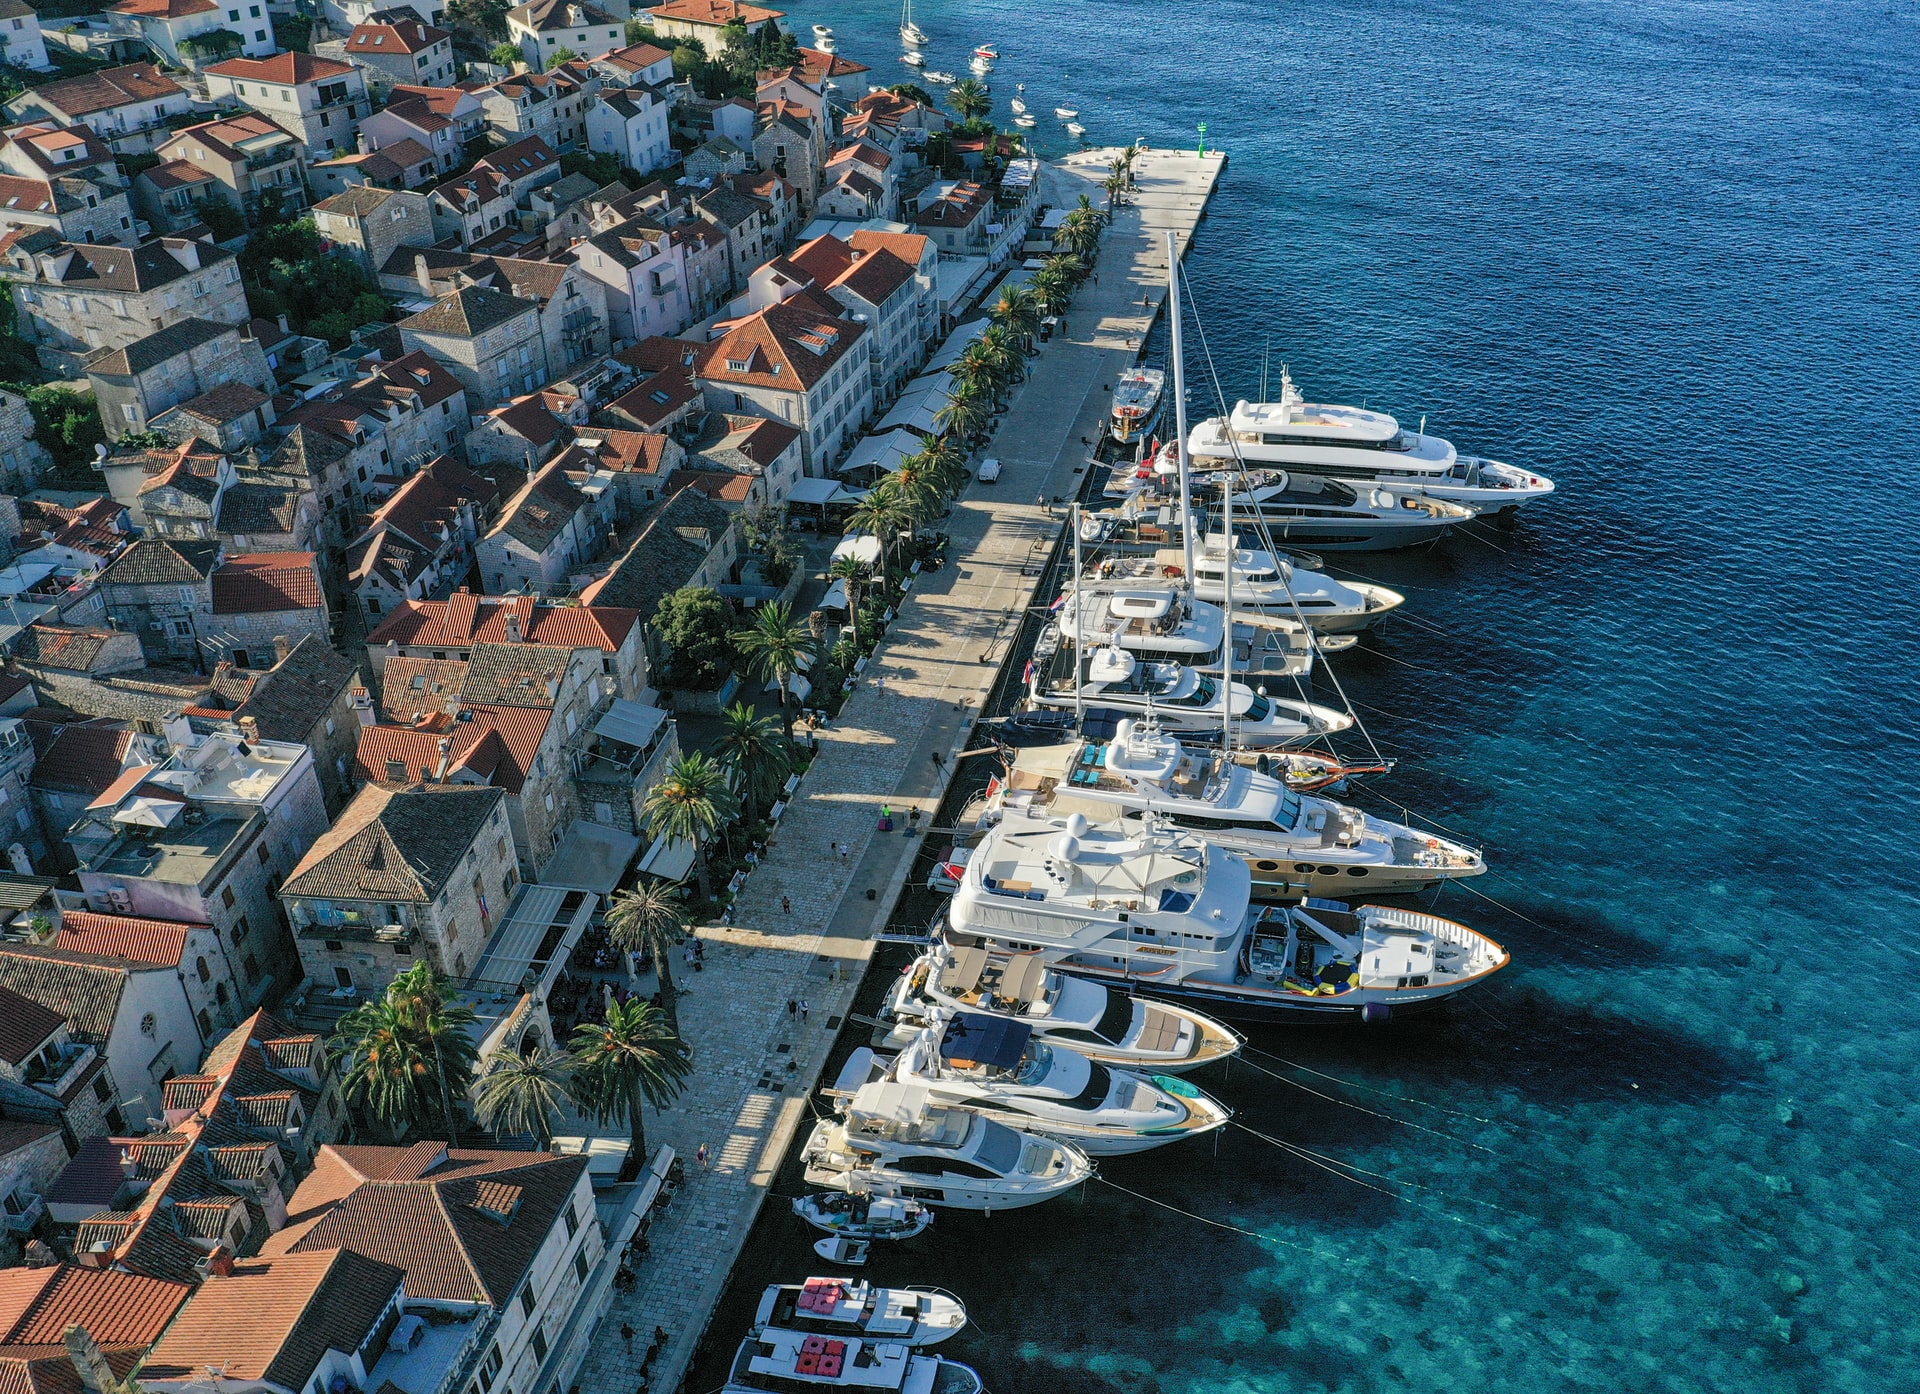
(1188, 466, 1473, 551)
(1053, 584, 1322, 678)
(839, 1017, 1229, 1156)
(802, 1082, 1092, 1210)
(876, 940, 1241, 1073)
(900, 0, 928, 46)
(724, 1327, 981, 1394)
(754, 1278, 966, 1347)
(926, 69, 956, 83)
(1089, 536, 1403, 634)
(1187, 370, 1555, 512)
(901, 50, 926, 66)
(980, 717, 1485, 897)
(947, 809, 1509, 1022)
(1026, 639, 1353, 748)
(1110, 366, 1165, 443)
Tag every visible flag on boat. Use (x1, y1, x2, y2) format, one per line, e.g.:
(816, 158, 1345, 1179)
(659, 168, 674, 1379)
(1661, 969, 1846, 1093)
(1048, 592, 1066, 612)
(1022, 660, 1033, 683)
(940, 862, 968, 883)
(984, 775, 1002, 800)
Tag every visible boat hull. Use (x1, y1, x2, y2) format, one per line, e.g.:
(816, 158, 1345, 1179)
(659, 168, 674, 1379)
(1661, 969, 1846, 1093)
(1232, 849, 1483, 898)
(1065, 963, 1474, 1023)
(1242, 510, 1458, 552)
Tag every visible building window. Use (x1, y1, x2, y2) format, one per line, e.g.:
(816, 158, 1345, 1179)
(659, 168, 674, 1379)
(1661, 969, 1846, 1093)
(529, 1328, 547, 1363)
(232, 918, 248, 944)
(196, 956, 211, 983)
(243, 954, 260, 983)
(257, 843, 271, 865)
(519, 1285, 537, 1319)
(222, 886, 236, 908)
(572, 1249, 589, 1282)
(563, 1205, 578, 1238)
(93, 1076, 111, 1102)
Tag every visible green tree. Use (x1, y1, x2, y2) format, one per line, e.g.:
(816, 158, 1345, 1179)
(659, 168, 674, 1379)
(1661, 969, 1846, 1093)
(389, 962, 481, 1138)
(933, 389, 990, 446)
(197, 197, 244, 240)
(626, 21, 661, 45)
(846, 490, 913, 579)
(473, 1043, 573, 1146)
(947, 78, 991, 122)
(887, 82, 935, 107)
(603, 881, 689, 1024)
(23, 387, 104, 470)
(569, 998, 691, 1180)
(452, 0, 513, 41)
(827, 554, 870, 649)
(639, 749, 739, 903)
(670, 41, 705, 77)
(732, 601, 813, 736)
(652, 586, 738, 691)
(331, 965, 480, 1140)
(547, 45, 578, 69)
(490, 41, 521, 68)
(711, 702, 792, 815)
(990, 283, 1042, 353)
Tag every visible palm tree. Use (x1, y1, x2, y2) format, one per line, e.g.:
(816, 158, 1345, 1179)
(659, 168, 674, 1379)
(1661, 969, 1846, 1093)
(975, 326, 1023, 388)
(732, 601, 813, 736)
(934, 388, 991, 446)
(846, 490, 913, 578)
(918, 436, 967, 496)
(889, 458, 943, 525)
(569, 998, 691, 1180)
(1033, 262, 1075, 317)
(1059, 206, 1103, 263)
(947, 77, 990, 121)
(473, 1044, 573, 1146)
(711, 701, 793, 815)
(990, 284, 1042, 353)
(603, 879, 689, 1021)
(827, 554, 870, 648)
(1103, 167, 1127, 216)
(639, 749, 739, 904)
(332, 965, 480, 1140)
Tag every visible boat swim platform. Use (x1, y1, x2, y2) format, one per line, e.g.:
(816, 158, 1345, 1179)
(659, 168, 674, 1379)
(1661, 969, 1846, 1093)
(573, 145, 1227, 1394)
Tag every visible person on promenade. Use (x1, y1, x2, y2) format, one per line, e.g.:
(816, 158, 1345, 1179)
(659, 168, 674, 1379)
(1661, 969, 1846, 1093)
(800, 999, 811, 1023)
(782, 895, 792, 914)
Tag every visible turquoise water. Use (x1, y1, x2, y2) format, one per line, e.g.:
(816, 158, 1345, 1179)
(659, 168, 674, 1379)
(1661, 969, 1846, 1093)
(691, 2, 1920, 1390)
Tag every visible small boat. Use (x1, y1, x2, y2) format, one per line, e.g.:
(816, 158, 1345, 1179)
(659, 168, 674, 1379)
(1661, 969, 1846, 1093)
(812, 24, 833, 39)
(1109, 365, 1164, 443)
(1242, 748, 1397, 794)
(1055, 106, 1078, 119)
(1067, 121, 1087, 138)
(1010, 98, 1027, 114)
(1014, 114, 1037, 128)
(926, 69, 955, 84)
(900, 0, 928, 46)
(973, 44, 999, 59)
(754, 1278, 967, 1347)
(970, 58, 992, 75)
(723, 1328, 982, 1394)
(794, 1192, 935, 1242)
(901, 50, 926, 67)
(813, 1236, 868, 1266)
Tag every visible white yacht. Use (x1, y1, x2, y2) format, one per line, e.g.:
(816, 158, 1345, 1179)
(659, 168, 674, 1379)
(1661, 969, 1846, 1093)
(926, 70, 956, 84)
(876, 940, 1241, 1074)
(1055, 106, 1078, 118)
(1010, 97, 1028, 114)
(1110, 366, 1165, 444)
(1026, 640, 1353, 748)
(1187, 466, 1473, 551)
(812, 24, 833, 39)
(969, 57, 992, 75)
(817, 36, 838, 52)
(802, 1082, 1092, 1210)
(901, 50, 926, 67)
(1188, 371, 1555, 513)
(1053, 585, 1323, 679)
(899, 1, 928, 47)
(981, 718, 1485, 897)
(754, 1279, 966, 1348)
(724, 1327, 981, 1394)
(947, 809, 1509, 1023)
(1089, 537, 1403, 634)
(838, 1019, 1229, 1156)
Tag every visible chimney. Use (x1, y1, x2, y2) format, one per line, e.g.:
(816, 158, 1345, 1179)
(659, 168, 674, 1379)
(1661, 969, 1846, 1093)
(118, 1149, 137, 1180)
(415, 253, 434, 295)
(544, 672, 560, 701)
(350, 686, 376, 727)
(237, 716, 261, 745)
(272, 634, 291, 665)
(504, 610, 523, 644)
(277, 312, 289, 334)
(433, 736, 452, 782)
(169, 240, 201, 271)
(64, 1326, 118, 1394)
(22, 1239, 56, 1268)
(206, 1244, 235, 1277)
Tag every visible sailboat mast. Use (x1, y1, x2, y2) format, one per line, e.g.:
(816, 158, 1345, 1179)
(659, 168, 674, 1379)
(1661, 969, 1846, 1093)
(1221, 472, 1233, 752)
(1071, 502, 1085, 729)
(1167, 231, 1195, 586)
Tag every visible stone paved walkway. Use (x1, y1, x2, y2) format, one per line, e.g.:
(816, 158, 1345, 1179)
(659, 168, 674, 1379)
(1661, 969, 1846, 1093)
(575, 147, 1227, 1394)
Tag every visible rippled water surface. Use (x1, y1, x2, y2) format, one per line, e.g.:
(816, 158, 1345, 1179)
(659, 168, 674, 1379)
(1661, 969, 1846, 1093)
(688, 1, 1920, 1389)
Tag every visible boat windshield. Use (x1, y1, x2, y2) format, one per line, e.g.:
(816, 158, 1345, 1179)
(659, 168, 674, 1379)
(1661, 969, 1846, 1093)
(1160, 674, 1217, 707)
(1244, 693, 1271, 721)
(1012, 1042, 1054, 1085)
(972, 1119, 1026, 1175)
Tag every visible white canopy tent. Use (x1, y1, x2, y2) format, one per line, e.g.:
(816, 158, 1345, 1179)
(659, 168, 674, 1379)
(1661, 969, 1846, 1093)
(836, 429, 922, 481)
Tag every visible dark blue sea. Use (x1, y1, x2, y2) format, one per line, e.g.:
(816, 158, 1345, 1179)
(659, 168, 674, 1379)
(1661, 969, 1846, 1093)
(691, 1, 1920, 1389)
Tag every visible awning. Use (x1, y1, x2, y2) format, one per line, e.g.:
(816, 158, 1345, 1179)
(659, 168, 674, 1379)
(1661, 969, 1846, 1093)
(113, 795, 185, 829)
(830, 534, 884, 568)
(767, 672, 813, 701)
(875, 377, 952, 435)
(836, 429, 920, 479)
(941, 1012, 1032, 1067)
(638, 836, 696, 881)
(925, 319, 989, 373)
(592, 698, 668, 750)
(788, 476, 857, 506)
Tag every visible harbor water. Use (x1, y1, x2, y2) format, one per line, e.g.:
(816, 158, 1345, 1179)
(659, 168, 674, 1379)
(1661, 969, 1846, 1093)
(692, 2, 1920, 1390)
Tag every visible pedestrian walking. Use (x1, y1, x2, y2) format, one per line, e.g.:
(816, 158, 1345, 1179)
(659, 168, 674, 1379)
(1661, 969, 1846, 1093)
(931, 750, 946, 771)
(696, 1142, 710, 1170)
(800, 999, 811, 1023)
(621, 1323, 635, 1346)
(1037, 492, 1048, 514)
(683, 941, 695, 969)
(788, 997, 798, 1017)
(875, 675, 885, 695)
(781, 895, 792, 914)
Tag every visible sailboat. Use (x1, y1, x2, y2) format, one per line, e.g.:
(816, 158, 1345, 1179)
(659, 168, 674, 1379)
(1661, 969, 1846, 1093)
(900, 0, 928, 47)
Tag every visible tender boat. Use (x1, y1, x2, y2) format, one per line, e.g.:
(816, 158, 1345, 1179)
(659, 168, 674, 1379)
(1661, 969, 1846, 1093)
(947, 809, 1510, 1023)
(794, 1192, 934, 1242)
(1239, 747, 1396, 794)
(1014, 113, 1036, 128)
(802, 1082, 1093, 1210)
(1109, 365, 1165, 443)
(1025, 640, 1354, 748)
(901, 50, 926, 67)
(876, 940, 1242, 1074)
(1088, 538, 1403, 633)
(754, 1278, 966, 1347)
(977, 717, 1484, 897)
(1010, 97, 1027, 114)
(1055, 106, 1078, 118)
(1066, 122, 1087, 137)
(723, 1327, 981, 1394)
(1187, 370, 1555, 512)
(814, 1236, 868, 1266)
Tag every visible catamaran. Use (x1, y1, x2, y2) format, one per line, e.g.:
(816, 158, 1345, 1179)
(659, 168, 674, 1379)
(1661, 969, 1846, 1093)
(1187, 370, 1555, 513)
(946, 809, 1510, 1023)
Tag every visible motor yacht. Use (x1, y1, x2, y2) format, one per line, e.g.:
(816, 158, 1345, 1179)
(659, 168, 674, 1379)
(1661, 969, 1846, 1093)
(723, 1327, 982, 1394)
(817, 36, 838, 52)
(876, 940, 1241, 1073)
(802, 1082, 1092, 1210)
(926, 70, 956, 83)
(979, 717, 1484, 897)
(1025, 639, 1353, 748)
(1053, 584, 1324, 679)
(947, 809, 1509, 1022)
(1187, 370, 1555, 512)
(1088, 537, 1402, 634)
(1066, 122, 1087, 138)
(754, 1279, 966, 1348)
(812, 24, 833, 39)
(840, 1019, 1229, 1156)
(901, 50, 926, 67)
(1188, 466, 1473, 551)
(969, 57, 992, 75)
(1110, 366, 1165, 444)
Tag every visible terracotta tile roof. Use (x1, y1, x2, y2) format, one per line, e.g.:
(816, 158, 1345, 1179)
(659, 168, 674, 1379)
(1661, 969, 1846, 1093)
(0, 986, 65, 1066)
(483, 393, 569, 447)
(11, 624, 120, 671)
(355, 706, 548, 796)
(27, 723, 133, 796)
(142, 1251, 404, 1388)
(347, 19, 450, 54)
(791, 47, 869, 83)
(158, 113, 295, 165)
(574, 429, 672, 475)
(0, 946, 134, 1041)
(44, 1137, 181, 1214)
(604, 365, 700, 431)
(696, 298, 865, 392)
(0, 1265, 190, 1348)
(264, 1143, 589, 1305)
(0, 1346, 139, 1394)
(53, 912, 198, 967)
(20, 62, 183, 118)
(281, 785, 506, 903)
(96, 538, 219, 587)
(377, 656, 468, 725)
(210, 552, 323, 616)
(646, 0, 783, 26)
(599, 41, 671, 73)
(205, 53, 355, 85)
(493, 460, 586, 553)
(367, 593, 639, 653)
(678, 469, 755, 503)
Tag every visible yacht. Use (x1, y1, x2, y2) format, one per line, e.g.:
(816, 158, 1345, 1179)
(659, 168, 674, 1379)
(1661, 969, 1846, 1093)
(1108, 366, 1165, 444)
(817, 36, 838, 52)
(926, 70, 956, 84)
(876, 940, 1241, 1074)
(723, 1327, 981, 1394)
(1026, 639, 1353, 748)
(1053, 584, 1325, 679)
(900, 0, 928, 47)
(1189, 466, 1473, 551)
(973, 45, 999, 59)
(1188, 371, 1555, 512)
(947, 809, 1509, 1023)
(901, 50, 926, 67)
(812, 23, 833, 39)
(1066, 122, 1087, 138)
(1089, 537, 1402, 634)
(839, 1020, 1228, 1156)
(754, 1279, 966, 1348)
(1055, 106, 1078, 119)
(802, 1081, 1092, 1210)
(980, 717, 1485, 897)
(969, 57, 992, 75)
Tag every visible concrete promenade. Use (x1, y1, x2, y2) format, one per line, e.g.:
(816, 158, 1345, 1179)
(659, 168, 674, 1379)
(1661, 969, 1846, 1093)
(575, 146, 1226, 1394)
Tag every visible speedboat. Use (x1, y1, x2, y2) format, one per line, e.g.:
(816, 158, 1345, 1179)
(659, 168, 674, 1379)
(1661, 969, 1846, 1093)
(926, 70, 955, 83)
(754, 1278, 966, 1347)
(1088, 538, 1402, 634)
(1025, 640, 1354, 748)
(947, 809, 1510, 1023)
(794, 1193, 934, 1242)
(724, 1328, 981, 1394)
(901, 50, 926, 67)
(840, 1019, 1229, 1156)
(973, 45, 998, 59)
(802, 1081, 1092, 1210)
(877, 941, 1241, 1074)
(1187, 370, 1555, 513)
(970, 57, 992, 75)
(1110, 366, 1165, 443)
(978, 717, 1484, 898)
(1052, 584, 1330, 679)
(812, 23, 833, 39)
(1010, 97, 1027, 114)
(1014, 114, 1037, 128)
(1055, 106, 1078, 119)
(1188, 466, 1473, 551)
(1066, 122, 1086, 137)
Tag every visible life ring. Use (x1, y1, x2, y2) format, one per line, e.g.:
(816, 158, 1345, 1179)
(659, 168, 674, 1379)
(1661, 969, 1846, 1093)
(1426, 838, 1439, 850)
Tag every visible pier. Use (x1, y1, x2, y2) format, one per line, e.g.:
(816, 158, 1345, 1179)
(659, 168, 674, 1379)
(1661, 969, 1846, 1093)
(576, 146, 1226, 1394)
